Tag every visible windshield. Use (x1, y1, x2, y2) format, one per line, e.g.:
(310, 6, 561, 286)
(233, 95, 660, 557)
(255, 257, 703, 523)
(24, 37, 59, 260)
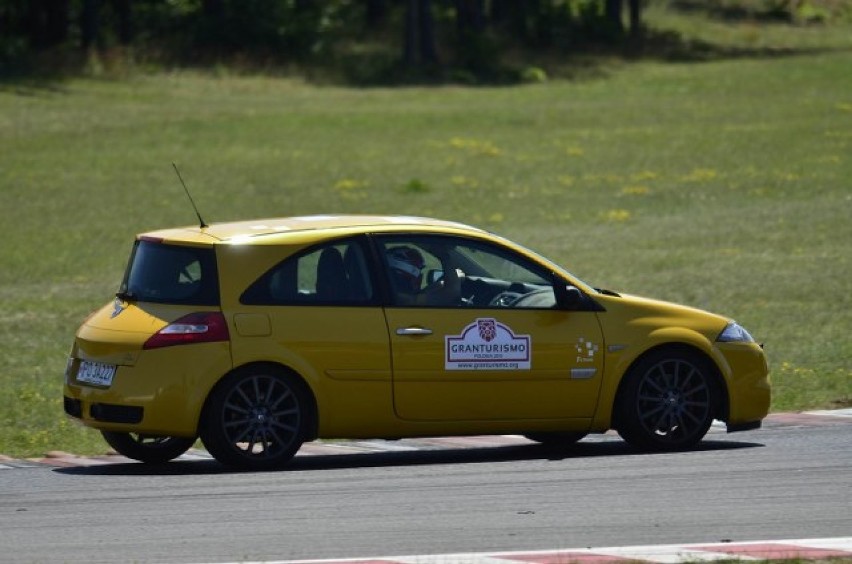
(119, 240, 220, 305)
(489, 234, 599, 294)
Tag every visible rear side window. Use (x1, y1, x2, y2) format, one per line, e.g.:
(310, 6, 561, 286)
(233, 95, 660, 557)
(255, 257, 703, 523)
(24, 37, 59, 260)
(241, 238, 374, 306)
(119, 240, 219, 305)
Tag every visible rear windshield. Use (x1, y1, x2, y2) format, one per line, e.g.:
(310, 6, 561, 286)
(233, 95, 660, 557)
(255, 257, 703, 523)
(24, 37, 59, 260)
(119, 240, 219, 305)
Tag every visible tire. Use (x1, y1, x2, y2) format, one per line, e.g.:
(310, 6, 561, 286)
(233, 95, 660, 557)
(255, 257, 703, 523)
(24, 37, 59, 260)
(101, 432, 195, 464)
(523, 432, 587, 446)
(616, 349, 719, 451)
(200, 368, 310, 470)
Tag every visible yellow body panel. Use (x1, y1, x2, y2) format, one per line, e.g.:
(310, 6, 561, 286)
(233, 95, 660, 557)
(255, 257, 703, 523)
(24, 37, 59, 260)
(385, 308, 603, 423)
(229, 305, 396, 437)
(586, 293, 771, 431)
(66, 300, 232, 436)
(66, 342, 232, 437)
(64, 214, 770, 451)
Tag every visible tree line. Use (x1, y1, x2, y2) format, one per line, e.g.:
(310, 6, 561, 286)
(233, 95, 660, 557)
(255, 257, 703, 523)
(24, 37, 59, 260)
(2, 1, 644, 81)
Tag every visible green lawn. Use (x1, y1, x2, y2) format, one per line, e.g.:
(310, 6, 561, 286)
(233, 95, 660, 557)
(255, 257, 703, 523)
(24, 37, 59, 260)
(1, 10, 850, 458)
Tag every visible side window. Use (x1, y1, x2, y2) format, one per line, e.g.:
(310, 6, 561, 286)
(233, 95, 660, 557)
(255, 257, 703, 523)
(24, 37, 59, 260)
(376, 235, 556, 309)
(241, 238, 374, 305)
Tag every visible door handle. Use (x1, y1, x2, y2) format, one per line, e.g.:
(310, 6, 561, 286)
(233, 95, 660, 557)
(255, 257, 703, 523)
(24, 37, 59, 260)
(396, 327, 433, 336)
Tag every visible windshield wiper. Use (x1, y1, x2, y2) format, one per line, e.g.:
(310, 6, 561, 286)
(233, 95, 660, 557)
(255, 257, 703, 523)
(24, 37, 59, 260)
(115, 290, 138, 302)
(594, 288, 621, 297)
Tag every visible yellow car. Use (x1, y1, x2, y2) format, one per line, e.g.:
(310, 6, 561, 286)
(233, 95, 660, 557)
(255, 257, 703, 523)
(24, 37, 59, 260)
(64, 215, 770, 470)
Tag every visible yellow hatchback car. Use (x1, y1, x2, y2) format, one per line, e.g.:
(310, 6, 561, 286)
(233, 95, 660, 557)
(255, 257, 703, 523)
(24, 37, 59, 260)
(64, 215, 770, 470)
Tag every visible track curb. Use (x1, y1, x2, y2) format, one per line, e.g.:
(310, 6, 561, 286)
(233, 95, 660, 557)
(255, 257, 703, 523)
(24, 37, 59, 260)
(2, 409, 850, 469)
(253, 537, 852, 563)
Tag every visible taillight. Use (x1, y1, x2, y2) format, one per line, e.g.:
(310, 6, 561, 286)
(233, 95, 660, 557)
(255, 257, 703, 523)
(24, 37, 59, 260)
(143, 312, 230, 350)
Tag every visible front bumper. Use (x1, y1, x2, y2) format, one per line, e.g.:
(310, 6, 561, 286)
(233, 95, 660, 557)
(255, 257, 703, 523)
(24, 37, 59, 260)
(716, 341, 771, 429)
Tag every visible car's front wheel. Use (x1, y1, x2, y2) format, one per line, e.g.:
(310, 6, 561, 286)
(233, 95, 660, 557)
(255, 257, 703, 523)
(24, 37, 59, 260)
(200, 367, 310, 470)
(616, 348, 719, 451)
(101, 432, 196, 463)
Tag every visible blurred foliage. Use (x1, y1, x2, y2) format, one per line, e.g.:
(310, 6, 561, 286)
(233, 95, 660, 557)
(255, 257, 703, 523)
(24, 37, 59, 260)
(5, 0, 849, 83)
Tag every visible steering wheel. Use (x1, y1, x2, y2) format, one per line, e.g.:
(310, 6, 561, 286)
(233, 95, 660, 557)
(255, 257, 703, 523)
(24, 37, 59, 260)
(418, 268, 465, 306)
(489, 291, 521, 307)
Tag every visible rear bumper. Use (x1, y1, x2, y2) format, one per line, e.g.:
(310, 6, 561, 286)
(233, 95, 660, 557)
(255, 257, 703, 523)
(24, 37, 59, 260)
(64, 341, 231, 437)
(64, 397, 143, 424)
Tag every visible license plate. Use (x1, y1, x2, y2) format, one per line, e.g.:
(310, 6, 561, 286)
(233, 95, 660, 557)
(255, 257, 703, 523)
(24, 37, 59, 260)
(76, 361, 116, 387)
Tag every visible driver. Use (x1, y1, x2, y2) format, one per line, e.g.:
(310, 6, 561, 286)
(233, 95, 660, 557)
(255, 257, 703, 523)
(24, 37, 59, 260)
(387, 246, 425, 299)
(386, 245, 462, 306)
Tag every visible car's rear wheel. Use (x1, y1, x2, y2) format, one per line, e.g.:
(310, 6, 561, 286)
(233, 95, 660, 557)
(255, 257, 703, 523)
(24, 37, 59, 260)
(101, 432, 195, 463)
(200, 368, 310, 470)
(523, 432, 587, 446)
(616, 349, 718, 451)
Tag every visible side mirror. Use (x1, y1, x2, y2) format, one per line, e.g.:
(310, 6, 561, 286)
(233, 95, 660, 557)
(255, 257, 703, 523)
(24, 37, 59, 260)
(555, 284, 583, 309)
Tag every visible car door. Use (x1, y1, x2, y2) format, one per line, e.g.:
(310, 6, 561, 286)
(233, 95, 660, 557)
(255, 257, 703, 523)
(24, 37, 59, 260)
(233, 236, 393, 435)
(375, 234, 605, 422)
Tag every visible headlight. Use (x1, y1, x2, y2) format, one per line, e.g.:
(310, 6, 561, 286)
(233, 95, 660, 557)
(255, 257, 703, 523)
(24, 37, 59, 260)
(716, 322, 755, 343)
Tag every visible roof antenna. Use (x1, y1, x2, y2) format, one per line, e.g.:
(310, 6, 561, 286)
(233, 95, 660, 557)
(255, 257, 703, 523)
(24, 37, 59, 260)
(172, 162, 208, 229)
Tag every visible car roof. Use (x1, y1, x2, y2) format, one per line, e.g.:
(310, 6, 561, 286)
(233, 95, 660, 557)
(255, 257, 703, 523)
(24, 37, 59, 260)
(140, 215, 487, 245)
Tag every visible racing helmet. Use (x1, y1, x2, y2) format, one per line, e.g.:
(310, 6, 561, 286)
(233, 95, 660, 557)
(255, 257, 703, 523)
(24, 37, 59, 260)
(387, 246, 425, 292)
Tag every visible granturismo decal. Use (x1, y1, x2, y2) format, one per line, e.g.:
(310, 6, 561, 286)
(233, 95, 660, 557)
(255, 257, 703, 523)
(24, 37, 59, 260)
(445, 318, 531, 370)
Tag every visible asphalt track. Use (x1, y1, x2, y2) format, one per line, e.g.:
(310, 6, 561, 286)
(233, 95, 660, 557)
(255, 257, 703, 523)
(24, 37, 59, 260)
(1, 410, 850, 564)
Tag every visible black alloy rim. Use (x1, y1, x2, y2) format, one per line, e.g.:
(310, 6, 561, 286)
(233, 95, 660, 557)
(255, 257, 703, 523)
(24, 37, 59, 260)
(219, 375, 301, 459)
(635, 358, 711, 442)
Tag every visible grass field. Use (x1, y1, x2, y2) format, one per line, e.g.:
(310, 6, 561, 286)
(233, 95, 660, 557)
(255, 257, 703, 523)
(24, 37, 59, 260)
(1, 8, 850, 458)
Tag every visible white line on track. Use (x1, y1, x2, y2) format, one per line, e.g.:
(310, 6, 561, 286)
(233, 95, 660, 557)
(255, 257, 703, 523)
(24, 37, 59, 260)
(805, 408, 852, 418)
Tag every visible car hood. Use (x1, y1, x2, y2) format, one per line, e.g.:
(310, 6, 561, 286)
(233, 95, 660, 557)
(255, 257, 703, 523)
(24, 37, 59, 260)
(593, 291, 731, 342)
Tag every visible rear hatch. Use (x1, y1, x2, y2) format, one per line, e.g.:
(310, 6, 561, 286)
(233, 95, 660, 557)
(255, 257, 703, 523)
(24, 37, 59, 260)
(73, 238, 225, 366)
